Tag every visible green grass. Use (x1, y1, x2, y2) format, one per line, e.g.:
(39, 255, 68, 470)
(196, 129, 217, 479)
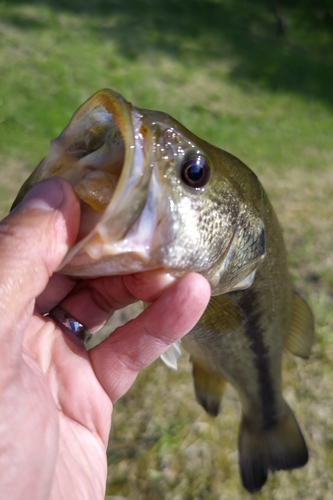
(1, 0, 333, 498)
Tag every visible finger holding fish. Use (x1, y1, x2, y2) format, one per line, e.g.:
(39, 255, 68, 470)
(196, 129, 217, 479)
(88, 273, 211, 402)
(38, 269, 182, 336)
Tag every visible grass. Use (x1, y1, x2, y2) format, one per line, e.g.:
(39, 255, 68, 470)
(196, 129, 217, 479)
(1, 0, 333, 498)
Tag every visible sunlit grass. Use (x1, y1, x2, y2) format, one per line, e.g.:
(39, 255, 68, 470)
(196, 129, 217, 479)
(1, 0, 333, 498)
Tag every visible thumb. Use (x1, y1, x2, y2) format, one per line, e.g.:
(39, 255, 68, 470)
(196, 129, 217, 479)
(0, 177, 80, 362)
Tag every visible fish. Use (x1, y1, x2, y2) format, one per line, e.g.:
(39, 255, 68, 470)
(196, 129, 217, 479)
(12, 88, 315, 493)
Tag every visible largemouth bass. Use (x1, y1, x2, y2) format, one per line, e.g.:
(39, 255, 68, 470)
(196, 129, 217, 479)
(12, 89, 314, 493)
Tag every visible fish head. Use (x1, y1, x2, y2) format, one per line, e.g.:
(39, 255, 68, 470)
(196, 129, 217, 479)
(12, 89, 266, 294)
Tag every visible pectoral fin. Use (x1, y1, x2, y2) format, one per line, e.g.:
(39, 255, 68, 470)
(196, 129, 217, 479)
(192, 361, 227, 417)
(238, 401, 308, 493)
(284, 293, 315, 359)
(199, 294, 246, 334)
(160, 340, 182, 370)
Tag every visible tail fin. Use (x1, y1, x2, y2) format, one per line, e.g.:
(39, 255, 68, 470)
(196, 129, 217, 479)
(238, 401, 308, 493)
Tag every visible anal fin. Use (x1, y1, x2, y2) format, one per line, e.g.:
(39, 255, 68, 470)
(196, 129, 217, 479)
(192, 361, 227, 417)
(238, 401, 308, 493)
(284, 293, 315, 359)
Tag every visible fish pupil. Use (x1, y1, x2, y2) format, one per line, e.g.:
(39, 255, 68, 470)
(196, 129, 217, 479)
(187, 164, 202, 180)
(181, 155, 210, 188)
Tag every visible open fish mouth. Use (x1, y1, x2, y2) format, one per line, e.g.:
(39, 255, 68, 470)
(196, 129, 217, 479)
(14, 89, 162, 276)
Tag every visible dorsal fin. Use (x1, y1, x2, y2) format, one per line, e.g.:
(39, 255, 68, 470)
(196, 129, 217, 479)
(192, 361, 228, 417)
(284, 293, 315, 359)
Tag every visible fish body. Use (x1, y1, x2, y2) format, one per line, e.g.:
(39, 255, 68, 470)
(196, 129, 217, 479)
(182, 196, 313, 491)
(12, 89, 314, 492)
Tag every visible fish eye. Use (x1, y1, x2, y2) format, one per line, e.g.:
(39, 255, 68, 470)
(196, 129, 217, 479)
(180, 155, 210, 188)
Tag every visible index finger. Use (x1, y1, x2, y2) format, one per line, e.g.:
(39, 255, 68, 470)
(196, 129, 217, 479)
(88, 273, 211, 402)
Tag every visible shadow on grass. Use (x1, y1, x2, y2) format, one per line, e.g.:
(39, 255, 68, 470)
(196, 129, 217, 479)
(5, 0, 333, 108)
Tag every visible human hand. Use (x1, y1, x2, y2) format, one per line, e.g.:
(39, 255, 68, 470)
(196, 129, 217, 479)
(0, 178, 211, 500)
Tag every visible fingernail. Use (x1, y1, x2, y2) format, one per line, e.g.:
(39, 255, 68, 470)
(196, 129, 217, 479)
(19, 178, 64, 212)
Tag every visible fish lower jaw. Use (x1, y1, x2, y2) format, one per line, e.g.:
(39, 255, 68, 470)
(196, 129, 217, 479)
(61, 235, 188, 277)
(60, 250, 162, 277)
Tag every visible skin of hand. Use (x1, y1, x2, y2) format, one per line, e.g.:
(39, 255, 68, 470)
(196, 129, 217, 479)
(0, 178, 211, 500)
